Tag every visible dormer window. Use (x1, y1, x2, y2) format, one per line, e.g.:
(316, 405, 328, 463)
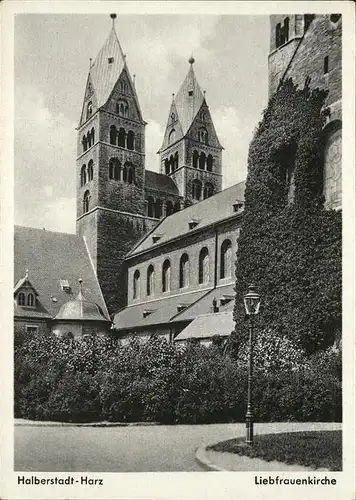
(27, 293, 34, 306)
(108, 57, 114, 64)
(60, 279, 71, 293)
(189, 219, 199, 230)
(152, 234, 162, 244)
(143, 309, 155, 318)
(233, 200, 244, 212)
(330, 14, 341, 24)
(18, 293, 25, 306)
(177, 303, 190, 313)
(220, 295, 234, 307)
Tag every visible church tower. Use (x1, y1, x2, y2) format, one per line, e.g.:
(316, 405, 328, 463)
(159, 58, 223, 206)
(76, 14, 157, 313)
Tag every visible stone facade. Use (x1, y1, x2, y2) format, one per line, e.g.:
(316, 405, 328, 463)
(268, 14, 342, 210)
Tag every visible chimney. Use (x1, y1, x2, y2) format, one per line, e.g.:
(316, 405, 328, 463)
(211, 297, 219, 313)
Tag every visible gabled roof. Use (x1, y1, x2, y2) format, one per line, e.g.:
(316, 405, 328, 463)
(14, 273, 39, 296)
(174, 311, 234, 342)
(89, 26, 126, 109)
(14, 226, 109, 320)
(174, 61, 205, 135)
(145, 170, 180, 196)
(128, 181, 245, 257)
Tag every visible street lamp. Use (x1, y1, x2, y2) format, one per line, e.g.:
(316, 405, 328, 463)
(243, 284, 261, 445)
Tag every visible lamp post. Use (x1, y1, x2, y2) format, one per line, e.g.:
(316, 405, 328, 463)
(243, 284, 261, 445)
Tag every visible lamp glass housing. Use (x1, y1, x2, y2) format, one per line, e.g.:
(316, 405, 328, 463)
(244, 285, 261, 315)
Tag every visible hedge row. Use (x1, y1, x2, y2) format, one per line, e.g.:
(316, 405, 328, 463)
(14, 332, 341, 424)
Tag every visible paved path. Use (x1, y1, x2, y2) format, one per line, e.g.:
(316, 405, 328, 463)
(14, 421, 341, 472)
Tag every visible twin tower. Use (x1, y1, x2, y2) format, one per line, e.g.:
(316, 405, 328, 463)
(76, 16, 223, 313)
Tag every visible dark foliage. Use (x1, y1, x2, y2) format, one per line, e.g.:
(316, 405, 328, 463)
(232, 79, 341, 354)
(14, 334, 341, 424)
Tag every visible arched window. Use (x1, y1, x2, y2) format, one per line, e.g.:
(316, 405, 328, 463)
(155, 199, 162, 218)
(122, 164, 128, 182)
(27, 293, 34, 306)
(220, 239, 232, 279)
(169, 154, 175, 172)
(81, 165, 87, 186)
(193, 150, 199, 168)
(147, 265, 154, 296)
(117, 100, 129, 117)
(127, 130, 135, 150)
(119, 81, 128, 93)
(192, 179, 202, 200)
(126, 163, 135, 184)
(162, 260, 171, 292)
(200, 111, 206, 121)
(110, 125, 117, 145)
(82, 135, 88, 152)
(174, 152, 179, 170)
(284, 17, 289, 42)
(87, 131, 92, 148)
(204, 182, 214, 199)
(147, 196, 154, 217)
(199, 128, 208, 144)
(168, 129, 176, 145)
(199, 152, 206, 170)
(323, 125, 342, 209)
(133, 270, 140, 300)
(165, 158, 170, 175)
(83, 190, 90, 214)
(91, 128, 95, 145)
(88, 160, 94, 181)
(275, 23, 281, 48)
(86, 101, 93, 119)
(174, 201, 180, 212)
(18, 292, 25, 306)
(199, 247, 209, 284)
(179, 253, 189, 288)
(109, 158, 120, 180)
(118, 128, 126, 148)
(207, 154, 213, 172)
(166, 200, 173, 216)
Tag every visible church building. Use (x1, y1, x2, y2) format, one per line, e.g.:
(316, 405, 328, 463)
(14, 14, 342, 343)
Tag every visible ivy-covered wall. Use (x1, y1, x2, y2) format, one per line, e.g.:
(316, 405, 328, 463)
(233, 79, 341, 354)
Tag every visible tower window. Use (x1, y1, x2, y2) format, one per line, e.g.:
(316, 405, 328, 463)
(207, 154, 213, 172)
(188, 90, 193, 96)
(155, 198, 162, 218)
(83, 190, 90, 214)
(165, 158, 170, 175)
(203, 182, 214, 199)
(18, 292, 25, 306)
(117, 100, 129, 117)
(118, 128, 126, 148)
(168, 129, 176, 145)
(82, 135, 88, 152)
(192, 179, 202, 200)
(193, 150, 199, 168)
(108, 57, 114, 64)
(119, 81, 128, 93)
(324, 56, 329, 74)
(110, 125, 117, 145)
(275, 23, 281, 48)
(81, 165, 87, 186)
(86, 101, 93, 120)
(127, 130, 135, 150)
(165, 200, 173, 216)
(146, 196, 154, 217)
(109, 158, 121, 180)
(88, 160, 94, 181)
(330, 14, 341, 24)
(199, 152, 206, 170)
(199, 128, 208, 144)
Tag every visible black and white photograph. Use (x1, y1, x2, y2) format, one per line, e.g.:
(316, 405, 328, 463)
(0, 2, 355, 499)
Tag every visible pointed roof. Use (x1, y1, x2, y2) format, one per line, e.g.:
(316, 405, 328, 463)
(174, 59, 206, 135)
(89, 24, 126, 109)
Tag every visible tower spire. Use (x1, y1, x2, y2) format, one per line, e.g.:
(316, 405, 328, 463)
(110, 13, 117, 27)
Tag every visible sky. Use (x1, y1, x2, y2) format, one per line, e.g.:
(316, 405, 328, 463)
(14, 14, 269, 233)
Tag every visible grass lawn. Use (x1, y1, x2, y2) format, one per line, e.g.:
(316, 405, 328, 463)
(209, 430, 342, 471)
